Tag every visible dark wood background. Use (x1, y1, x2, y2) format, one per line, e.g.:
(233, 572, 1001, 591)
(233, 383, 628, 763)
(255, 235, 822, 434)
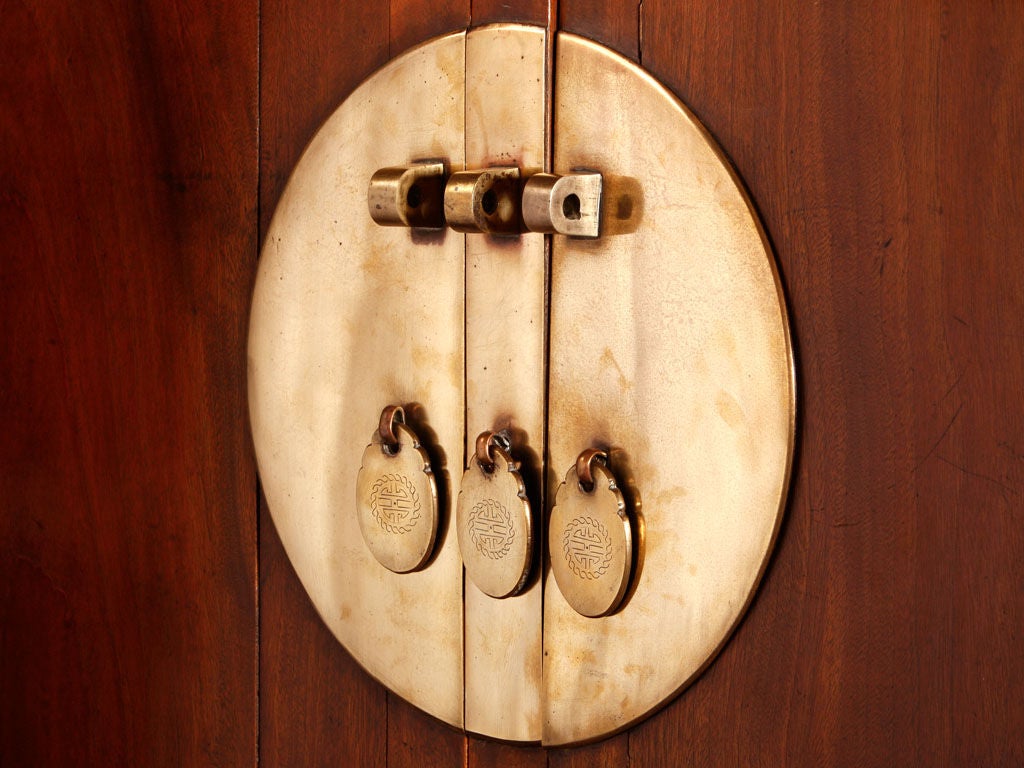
(2, 1, 1022, 765)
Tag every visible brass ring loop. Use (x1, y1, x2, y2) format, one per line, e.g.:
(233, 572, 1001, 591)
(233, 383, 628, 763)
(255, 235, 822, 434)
(475, 431, 512, 474)
(475, 431, 497, 473)
(576, 448, 608, 492)
(378, 405, 405, 453)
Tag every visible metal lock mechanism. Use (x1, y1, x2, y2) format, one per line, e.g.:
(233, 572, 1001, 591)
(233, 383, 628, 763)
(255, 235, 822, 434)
(249, 24, 794, 746)
(444, 167, 522, 234)
(368, 162, 604, 237)
(521, 172, 602, 237)
(367, 162, 448, 229)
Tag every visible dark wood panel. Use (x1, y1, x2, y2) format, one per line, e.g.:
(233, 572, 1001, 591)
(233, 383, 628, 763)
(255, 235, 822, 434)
(932, 5, 1024, 764)
(0, 1, 258, 765)
(559, 0, 637, 60)
(471, 0, 552, 27)
(390, 0, 470, 56)
(548, 737, 628, 768)
(388, 695, 467, 768)
(469, 738, 547, 768)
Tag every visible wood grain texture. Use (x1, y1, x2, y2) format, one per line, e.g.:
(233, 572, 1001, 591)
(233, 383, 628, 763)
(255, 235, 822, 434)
(559, 0, 637, 60)
(548, 737, 628, 768)
(469, 738, 547, 768)
(0, 0, 258, 764)
(388, 694, 467, 768)
(471, 0, 551, 27)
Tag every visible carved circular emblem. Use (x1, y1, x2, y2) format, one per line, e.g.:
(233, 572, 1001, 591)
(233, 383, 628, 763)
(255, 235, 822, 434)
(468, 498, 515, 559)
(370, 474, 420, 534)
(562, 516, 613, 579)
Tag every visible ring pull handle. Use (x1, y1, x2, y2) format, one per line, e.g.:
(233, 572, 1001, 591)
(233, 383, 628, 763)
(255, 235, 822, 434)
(378, 404, 406, 455)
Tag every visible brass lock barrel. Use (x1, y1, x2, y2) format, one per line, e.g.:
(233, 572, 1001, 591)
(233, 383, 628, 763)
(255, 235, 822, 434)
(367, 162, 448, 228)
(443, 167, 522, 234)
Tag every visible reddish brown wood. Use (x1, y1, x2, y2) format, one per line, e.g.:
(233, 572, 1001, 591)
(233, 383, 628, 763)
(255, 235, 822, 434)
(388, 695, 467, 767)
(548, 737, 628, 768)
(469, 738, 547, 768)
(471, 0, 552, 27)
(559, 0, 637, 60)
(0, 1, 258, 765)
(10, 0, 1020, 765)
(390, 0, 471, 57)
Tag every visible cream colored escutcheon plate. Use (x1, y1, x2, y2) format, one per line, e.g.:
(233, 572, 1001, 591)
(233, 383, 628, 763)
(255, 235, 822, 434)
(248, 25, 794, 747)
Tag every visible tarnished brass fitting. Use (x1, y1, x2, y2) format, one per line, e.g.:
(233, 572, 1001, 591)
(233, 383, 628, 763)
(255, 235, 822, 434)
(522, 171, 603, 237)
(443, 167, 522, 234)
(367, 162, 448, 229)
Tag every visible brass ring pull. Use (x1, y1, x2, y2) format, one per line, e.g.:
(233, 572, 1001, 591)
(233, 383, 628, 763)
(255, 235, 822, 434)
(358, 403, 439, 573)
(378, 405, 405, 454)
(474, 430, 511, 474)
(575, 448, 608, 492)
(459, 429, 533, 599)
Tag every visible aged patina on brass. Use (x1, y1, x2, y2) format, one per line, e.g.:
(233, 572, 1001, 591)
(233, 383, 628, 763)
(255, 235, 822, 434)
(461, 24, 547, 743)
(443, 167, 522, 234)
(249, 24, 794, 748)
(248, 31, 467, 730)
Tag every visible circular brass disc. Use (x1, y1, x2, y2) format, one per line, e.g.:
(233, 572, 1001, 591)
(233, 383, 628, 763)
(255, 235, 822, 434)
(542, 34, 795, 745)
(249, 24, 794, 747)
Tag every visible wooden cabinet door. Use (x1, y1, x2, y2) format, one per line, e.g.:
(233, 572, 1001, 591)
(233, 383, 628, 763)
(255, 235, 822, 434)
(259, 2, 1024, 766)
(3, 1, 1021, 766)
(0, 1, 258, 765)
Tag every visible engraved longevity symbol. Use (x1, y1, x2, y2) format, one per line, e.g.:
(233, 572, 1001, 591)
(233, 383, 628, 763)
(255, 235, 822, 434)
(469, 498, 515, 559)
(370, 473, 421, 534)
(563, 516, 612, 579)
